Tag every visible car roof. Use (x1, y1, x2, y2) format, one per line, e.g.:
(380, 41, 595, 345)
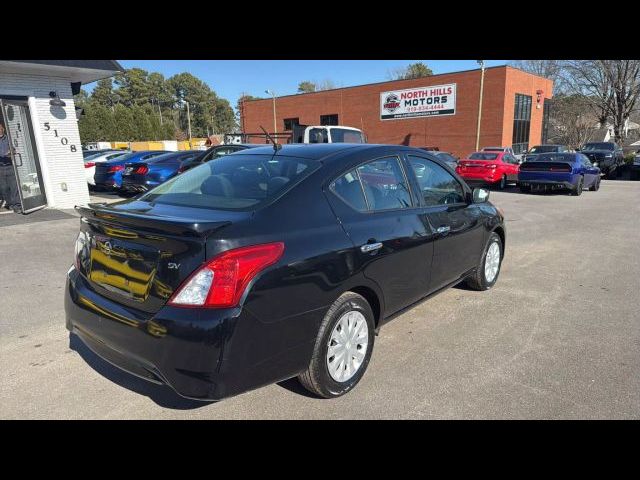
(230, 143, 454, 164)
(216, 143, 262, 148)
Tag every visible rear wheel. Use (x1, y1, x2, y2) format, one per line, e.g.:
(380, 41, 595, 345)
(298, 292, 375, 398)
(571, 176, 584, 196)
(498, 175, 507, 190)
(519, 184, 531, 193)
(465, 232, 503, 291)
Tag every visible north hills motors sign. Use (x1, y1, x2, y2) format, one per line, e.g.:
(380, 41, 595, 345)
(380, 83, 456, 120)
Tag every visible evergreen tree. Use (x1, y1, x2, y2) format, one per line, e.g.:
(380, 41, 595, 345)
(113, 104, 136, 141)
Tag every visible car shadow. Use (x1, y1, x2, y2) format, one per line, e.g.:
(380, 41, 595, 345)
(276, 377, 321, 399)
(68, 333, 212, 410)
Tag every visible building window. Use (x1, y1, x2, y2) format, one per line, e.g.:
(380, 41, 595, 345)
(320, 114, 339, 126)
(283, 117, 299, 131)
(512, 94, 532, 155)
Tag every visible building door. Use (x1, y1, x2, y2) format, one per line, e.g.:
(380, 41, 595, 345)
(0, 98, 47, 213)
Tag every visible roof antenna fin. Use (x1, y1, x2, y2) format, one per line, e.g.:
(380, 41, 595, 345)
(260, 125, 282, 151)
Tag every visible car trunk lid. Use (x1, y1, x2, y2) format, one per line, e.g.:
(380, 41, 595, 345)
(75, 201, 246, 313)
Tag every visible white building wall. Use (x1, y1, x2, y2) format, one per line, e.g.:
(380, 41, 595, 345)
(0, 72, 90, 209)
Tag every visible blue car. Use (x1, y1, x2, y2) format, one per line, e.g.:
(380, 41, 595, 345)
(120, 144, 262, 192)
(518, 152, 601, 196)
(121, 151, 202, 193)
(94, 150, 168, 190)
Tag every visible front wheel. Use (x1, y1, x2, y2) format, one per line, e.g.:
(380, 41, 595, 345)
(589, 177, 600, 191)
(465, 232, 503, 291)
(298, 292, 375, 398)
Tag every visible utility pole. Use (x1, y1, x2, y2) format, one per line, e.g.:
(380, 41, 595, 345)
(475, 60, 486, 151)
(186, 101, 193, 149)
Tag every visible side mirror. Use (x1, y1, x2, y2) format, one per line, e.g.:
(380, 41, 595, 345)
(473, 187, 490, 203)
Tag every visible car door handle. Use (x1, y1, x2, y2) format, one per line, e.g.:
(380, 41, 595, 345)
(360, 242, 383, 253)
(436, 225, 451, 234)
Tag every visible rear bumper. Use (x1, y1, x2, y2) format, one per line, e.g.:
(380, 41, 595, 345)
(65, 267, 240, 400)
(65, 266, 319, 400)
(457, 171, 501, 184)
(518, 172, 577, 189)
(121, 180, 160, 193)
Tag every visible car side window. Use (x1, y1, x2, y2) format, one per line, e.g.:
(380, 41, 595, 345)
(330, 169, 367, 212)
(356, 157, 412, 211)
(581, 155, 592, 167)
(407, 155, 466, 206)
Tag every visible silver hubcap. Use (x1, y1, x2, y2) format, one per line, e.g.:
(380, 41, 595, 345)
(484, 242, 500, 283)
(326, 310, 369, 382)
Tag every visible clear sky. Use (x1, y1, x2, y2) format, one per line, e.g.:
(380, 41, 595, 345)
(88, 60, 507, 107)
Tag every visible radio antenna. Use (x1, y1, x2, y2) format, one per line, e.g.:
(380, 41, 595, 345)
(260, 125, 282, 151)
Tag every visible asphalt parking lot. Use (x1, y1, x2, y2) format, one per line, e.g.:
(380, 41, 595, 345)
(1, 181, 639, 419)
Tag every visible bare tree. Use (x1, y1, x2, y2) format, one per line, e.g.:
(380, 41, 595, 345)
(387, 62, 434, 81)
(509, 60, 567, 94)
(548, 95, 598, 149)
(316, 79, 337, 91)
(564, 60, 640, 144)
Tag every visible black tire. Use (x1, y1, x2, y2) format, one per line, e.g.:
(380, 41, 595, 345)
(465, 232, 503, 291)
(519, 184, 530, 193)
(589, 177, 600, 191)
(571, 176, 584, 196)
(608, 168, 617, 180)
(298, 292, 375, 398)
(499, 175, 507, 190)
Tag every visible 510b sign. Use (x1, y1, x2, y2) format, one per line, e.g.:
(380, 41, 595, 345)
(43, 122, 77, 152)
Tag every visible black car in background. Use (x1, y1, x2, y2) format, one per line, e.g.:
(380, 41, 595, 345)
(431, 151, 459, 170)
(65, 144, 505, 401)
(522, 144, 569, 163)
(180, 143, 263, 173)
(578, 142, 624, 178)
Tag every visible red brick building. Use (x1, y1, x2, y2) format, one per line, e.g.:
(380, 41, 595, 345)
(241, 65, 553, 158)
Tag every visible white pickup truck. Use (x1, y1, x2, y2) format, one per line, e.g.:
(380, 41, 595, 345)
(224, 125, 367, 145)
(291, 124, 366, 144)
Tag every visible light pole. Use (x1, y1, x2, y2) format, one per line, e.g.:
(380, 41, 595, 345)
(185, 100, 193, 149)
(265, 89, 277, 136)
(475, 60, 485, 151)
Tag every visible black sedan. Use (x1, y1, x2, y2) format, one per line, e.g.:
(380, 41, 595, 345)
(65, 144, 506, 401)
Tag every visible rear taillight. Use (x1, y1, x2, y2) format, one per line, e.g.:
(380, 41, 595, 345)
(135, 165, 149, 175)
(168, 242, 285, 308)
(108, 165, 124, 173)
(85, 162, 95, 168)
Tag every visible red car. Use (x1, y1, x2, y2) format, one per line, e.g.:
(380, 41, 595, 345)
(456, 151, 520, 189)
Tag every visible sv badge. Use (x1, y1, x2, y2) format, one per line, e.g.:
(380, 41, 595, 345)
(168, 263, 181, 270)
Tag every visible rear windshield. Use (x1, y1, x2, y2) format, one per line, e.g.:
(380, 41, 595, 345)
(469, 153, 499, 160)
(583, 143, 615, 151)
(330, 128, 365, 143)
(139, 153, 318, 210)
(527, 153, 574, 162)
(529, 145, 559, 153)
